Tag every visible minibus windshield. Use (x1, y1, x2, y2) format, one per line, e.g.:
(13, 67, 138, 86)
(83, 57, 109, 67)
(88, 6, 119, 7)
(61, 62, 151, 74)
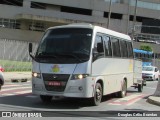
(35, 28, 92, 63)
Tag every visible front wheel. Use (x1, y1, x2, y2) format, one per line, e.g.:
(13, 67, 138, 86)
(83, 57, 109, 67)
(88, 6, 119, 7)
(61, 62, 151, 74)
(40, 95, 53, 103)
(91, 83, 102, 106)
(153, 75, 156, 81)
(156, 77, 159, 81)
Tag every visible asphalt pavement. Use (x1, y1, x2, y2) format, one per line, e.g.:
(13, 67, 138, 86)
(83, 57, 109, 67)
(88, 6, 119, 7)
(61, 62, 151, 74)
(2, 72, 160, 107)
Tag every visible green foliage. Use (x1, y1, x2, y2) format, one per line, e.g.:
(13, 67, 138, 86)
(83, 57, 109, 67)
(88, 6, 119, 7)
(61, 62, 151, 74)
(140, 45, 152, 52)
(0, 60, 31, 72)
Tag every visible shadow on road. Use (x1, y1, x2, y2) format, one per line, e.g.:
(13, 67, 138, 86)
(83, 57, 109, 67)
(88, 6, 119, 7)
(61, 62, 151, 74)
(0, 93, 119, 110)
(0, 87, 148, 110)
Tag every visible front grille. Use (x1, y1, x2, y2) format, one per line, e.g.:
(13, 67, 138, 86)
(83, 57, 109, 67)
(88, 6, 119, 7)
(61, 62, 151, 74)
(42, 73, 70, 92)
(143, 76, 152, 79)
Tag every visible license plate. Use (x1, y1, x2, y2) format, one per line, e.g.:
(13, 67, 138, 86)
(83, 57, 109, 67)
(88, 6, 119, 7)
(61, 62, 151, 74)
(48, 81, 61, 86)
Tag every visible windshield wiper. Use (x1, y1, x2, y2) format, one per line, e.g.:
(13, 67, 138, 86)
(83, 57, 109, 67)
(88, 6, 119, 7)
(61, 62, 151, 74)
(36, 52, 58, 58)
(56, 53, 82, 62)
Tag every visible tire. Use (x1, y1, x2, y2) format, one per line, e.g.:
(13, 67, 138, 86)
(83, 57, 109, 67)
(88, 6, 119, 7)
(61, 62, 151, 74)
(118, 80, 127, 98)
(40, 95, 53, 103)
(0, 79, 4, 86)
(138, 84, 143, 92)
(153, 75, 155, 81)
(156, 77, 159, 81)
(91, 82, 102, 106)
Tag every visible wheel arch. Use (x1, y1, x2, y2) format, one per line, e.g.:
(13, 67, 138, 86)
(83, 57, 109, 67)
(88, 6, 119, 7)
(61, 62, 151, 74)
(123, 77, 127, 86)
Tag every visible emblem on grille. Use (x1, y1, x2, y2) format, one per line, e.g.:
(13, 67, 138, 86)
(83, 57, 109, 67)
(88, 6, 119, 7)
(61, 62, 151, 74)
(53, 75, 57, 79)
(52, 64, 60, 73)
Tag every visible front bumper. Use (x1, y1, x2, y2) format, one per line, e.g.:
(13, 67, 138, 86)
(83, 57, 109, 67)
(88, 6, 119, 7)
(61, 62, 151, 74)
(32, 76, 94, 98)
(143, 75, 154, 80)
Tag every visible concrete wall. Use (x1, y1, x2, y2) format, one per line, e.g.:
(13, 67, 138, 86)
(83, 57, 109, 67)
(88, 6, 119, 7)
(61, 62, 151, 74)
(0, 28, 43, 42)
(0, 0, 160, 45)
(0, 0, 159, 35)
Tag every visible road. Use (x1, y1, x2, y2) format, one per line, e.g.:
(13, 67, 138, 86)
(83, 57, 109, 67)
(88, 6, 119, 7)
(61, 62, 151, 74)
(0, 80, 159, 119)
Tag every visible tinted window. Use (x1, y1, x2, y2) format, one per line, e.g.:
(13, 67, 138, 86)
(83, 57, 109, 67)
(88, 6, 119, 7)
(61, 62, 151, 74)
(94, 35, 103, 53)
(135, 53, 140, 59)
(36, 28, 92, 63)
(95, 35, 103, 48)
(103, 35, 112, 57)
(126, 42, 133, 58)
(93, 35, 104, 61)
(111, 38, 121, 57)
(120, 40, 128, 58)
(142, 67, 154, 71)
(155, 68, 158, 72)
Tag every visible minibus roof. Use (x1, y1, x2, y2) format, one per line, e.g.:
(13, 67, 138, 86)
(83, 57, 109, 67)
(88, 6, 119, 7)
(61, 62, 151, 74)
(47, 23, 131, 41)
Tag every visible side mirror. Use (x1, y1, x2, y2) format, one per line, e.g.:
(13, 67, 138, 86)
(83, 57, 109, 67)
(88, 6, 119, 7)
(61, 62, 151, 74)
(97, 43, 104, 53)
(29, 43, 35, 60)
(29, 43, 32, 53)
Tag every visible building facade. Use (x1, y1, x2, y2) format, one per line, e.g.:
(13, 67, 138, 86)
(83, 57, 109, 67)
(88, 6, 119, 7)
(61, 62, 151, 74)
(0, 0, 160, 71)
(0, 0, 160, 42)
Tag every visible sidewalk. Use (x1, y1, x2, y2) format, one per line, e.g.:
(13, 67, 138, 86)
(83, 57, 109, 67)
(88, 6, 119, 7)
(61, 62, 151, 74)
(147, 96, 160, 106)
(3, 72, 32, 82)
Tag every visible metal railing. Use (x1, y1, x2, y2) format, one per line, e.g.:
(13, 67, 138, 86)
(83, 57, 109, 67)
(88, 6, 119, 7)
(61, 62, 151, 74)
(0, 38, 38, 71)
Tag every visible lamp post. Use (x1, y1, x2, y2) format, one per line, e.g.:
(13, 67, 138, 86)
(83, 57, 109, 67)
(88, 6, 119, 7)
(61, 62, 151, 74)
(107, 0, 112, 28)
(131, 0, 138, 40)
(127, 0, 131, 35)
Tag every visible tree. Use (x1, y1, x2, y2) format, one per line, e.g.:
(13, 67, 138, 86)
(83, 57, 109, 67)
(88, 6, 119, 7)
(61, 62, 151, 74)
(140, 45, 152, 52)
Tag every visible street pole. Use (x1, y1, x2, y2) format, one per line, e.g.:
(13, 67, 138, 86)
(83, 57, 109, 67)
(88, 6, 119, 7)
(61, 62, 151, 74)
(127, 0, 131, 35)
(132, 0, 138, 40)
(107, 0, 112, 28)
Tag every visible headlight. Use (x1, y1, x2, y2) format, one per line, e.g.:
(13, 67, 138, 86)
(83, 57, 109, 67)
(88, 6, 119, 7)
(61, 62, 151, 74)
(71, 74, 89, 80)
(32, 72, 41, 78)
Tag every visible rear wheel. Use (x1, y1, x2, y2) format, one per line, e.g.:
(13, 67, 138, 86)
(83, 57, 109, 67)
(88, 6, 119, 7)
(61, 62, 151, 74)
(138, 84, 143, 92)
(40, 95, 53, 103)
(118, 80, 127, 98)
(91, 82, 102, 106)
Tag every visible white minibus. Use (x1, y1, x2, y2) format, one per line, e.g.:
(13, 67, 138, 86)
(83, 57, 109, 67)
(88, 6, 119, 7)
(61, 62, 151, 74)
(29, 23, 143, 106)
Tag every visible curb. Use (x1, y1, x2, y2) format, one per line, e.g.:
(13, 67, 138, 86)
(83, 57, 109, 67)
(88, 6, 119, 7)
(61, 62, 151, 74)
(4, 78, 32, 83)
(3, 72, 32, 83)
(147, 96, 160, 106)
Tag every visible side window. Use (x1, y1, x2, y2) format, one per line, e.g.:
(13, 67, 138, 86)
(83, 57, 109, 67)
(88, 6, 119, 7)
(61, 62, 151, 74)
(135, 53, 140, 59)
(126, 42, 133, 58)
(103, 35, 112, 57)
(96, 36, 102, 43)
(155, 53, 158, 59)
(93, 34, 104, 61)
(120, 40, 128, 58)
(111, 38, 121, 57)
(94, 35, 103, 52)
